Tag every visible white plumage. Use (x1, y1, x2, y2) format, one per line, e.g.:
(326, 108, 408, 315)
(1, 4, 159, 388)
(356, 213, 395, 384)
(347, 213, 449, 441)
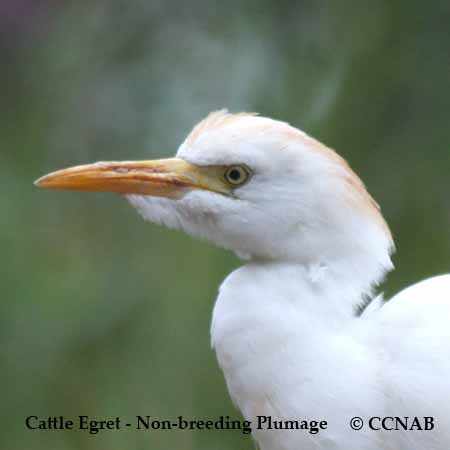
(36, 111, 450, 450)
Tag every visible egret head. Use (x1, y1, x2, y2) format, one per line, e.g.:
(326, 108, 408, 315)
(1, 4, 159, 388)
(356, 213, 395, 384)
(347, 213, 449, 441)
(36, 110, 394, 287)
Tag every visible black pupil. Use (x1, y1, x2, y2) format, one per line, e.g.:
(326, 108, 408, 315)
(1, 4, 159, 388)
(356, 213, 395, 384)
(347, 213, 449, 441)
(228, 168, 242, 181)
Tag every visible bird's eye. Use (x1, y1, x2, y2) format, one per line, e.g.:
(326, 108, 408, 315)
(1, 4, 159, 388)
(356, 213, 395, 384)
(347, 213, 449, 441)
(224, 165, 250, 186)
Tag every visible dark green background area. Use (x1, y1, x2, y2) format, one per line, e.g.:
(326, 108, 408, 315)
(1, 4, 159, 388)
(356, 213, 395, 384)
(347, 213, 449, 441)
(1, 1, 449, 449)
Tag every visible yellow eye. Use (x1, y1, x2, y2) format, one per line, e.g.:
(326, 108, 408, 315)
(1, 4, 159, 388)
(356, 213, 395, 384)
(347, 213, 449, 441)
(224, 165, 250, 186)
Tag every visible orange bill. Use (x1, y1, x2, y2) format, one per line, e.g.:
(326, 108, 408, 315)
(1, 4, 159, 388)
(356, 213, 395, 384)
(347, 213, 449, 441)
(35, 158, 230, 198)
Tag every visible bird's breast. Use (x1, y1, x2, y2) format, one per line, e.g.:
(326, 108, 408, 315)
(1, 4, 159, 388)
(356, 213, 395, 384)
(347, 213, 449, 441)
(210, 264, 383, 450)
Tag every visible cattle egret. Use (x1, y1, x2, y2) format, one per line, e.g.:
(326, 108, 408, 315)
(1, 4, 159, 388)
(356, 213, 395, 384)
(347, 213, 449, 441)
(36, 111, 450, 450)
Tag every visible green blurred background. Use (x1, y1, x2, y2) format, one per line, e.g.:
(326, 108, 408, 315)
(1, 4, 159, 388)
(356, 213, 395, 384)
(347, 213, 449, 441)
(1, 1, 449, 449)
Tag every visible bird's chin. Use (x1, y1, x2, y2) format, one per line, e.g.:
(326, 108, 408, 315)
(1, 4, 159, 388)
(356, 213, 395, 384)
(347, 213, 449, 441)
(125, 192, 226, 245)
(125, 191, 288, 263)
(125, 194, 185, 232)
(124, 193, 251, 260)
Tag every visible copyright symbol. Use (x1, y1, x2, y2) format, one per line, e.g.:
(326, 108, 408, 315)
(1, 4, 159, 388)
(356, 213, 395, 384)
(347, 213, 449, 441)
(350, 417, 364, 430)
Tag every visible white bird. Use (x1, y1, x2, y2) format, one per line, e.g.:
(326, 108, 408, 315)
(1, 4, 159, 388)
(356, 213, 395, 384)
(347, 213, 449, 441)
(36, 110, 450, 450)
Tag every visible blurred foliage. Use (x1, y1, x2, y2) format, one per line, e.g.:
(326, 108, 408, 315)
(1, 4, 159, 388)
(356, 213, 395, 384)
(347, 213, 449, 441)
(1, 0, 449, 449)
